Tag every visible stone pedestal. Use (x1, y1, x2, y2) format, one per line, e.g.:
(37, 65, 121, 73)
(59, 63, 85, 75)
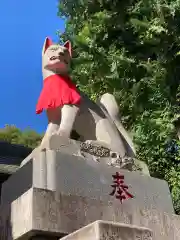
(1, 150, 174, 214)
(60, 220, 153, 240)
(0, 187, 180, 240)
(0, 149, 179, 240)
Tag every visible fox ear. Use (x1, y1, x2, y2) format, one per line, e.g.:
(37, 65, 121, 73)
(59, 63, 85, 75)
(64, 40, 72, 57)
(42, 37, 53, 55)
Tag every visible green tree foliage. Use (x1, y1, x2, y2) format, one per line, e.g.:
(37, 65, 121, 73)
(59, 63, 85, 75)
(0, 125, 42, 149)
(58, 0, 180, 213)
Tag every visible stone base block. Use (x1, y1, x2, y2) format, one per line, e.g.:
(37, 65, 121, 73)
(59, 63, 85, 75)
(21, 135, 150, 175)
(0, 187, 180, 240)
(60, 220, 153, 240)
(1, 150, 174, 214)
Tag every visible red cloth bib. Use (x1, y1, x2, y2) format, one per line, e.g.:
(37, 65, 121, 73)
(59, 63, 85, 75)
(36, 74, 81, 114)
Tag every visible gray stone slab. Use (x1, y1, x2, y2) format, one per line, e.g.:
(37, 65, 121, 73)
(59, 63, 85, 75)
(60, 220, 153, 240)
(1, 150, 174, 214)
(0, 188, 180, 240)
(31, 238, 59, 240)
(21, 137, 149, 175)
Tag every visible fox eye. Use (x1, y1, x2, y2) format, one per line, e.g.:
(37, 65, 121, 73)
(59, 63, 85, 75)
(59, 52, 65, 56)
(50, 47, 59, 52)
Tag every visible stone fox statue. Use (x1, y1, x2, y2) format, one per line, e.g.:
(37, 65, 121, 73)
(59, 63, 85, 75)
(36, 37, 135, 159)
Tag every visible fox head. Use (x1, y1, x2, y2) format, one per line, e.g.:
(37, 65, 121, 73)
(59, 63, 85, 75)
(42, 37, 72, 76)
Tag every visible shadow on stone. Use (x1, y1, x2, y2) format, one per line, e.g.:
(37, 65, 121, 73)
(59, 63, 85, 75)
(0, 203, 13, 240)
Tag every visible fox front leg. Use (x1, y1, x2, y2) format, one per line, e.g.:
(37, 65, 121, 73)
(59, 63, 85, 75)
(39, 108, 60, 149)
(56, 104, 79, 138)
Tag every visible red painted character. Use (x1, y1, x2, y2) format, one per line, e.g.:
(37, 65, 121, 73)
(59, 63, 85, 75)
(110, 172, 134, 203)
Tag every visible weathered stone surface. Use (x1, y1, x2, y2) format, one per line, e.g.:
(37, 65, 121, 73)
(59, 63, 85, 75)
(60, 220, 153, 240)
(0, 189, 33, 240)
(0, 188, 180, 240)
(1, 151, 173, 214)
(20, 135, 149, 175)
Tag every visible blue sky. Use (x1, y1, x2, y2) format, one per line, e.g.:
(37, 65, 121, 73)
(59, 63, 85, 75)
(0, 0, 65, 133)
